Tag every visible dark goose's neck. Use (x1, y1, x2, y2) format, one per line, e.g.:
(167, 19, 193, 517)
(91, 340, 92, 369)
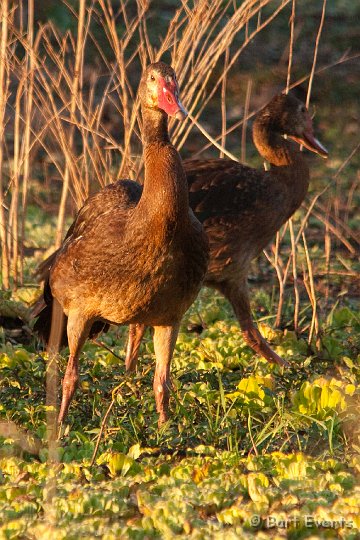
(252, 114, 306, 167)
(252, 111, 310, 213)
(137, 106, 189, 234)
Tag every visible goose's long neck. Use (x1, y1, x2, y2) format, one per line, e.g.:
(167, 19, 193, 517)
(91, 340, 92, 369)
(253, 119, 300, 166)
(253, 118, 310, 213)
(142, 106, 170, 145)
(137, 106, 189, 233)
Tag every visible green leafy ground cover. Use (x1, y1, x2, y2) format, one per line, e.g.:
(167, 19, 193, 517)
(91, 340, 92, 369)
(1, 285, 360, 538)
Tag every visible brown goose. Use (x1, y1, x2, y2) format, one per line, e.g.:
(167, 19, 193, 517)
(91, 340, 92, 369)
(125, 93, 328, 370)
(34, 62, 209, 425)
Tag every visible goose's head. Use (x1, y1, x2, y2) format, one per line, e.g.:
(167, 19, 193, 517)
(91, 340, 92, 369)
(140, 62, 187, 122)
(258, 93, 328, 158)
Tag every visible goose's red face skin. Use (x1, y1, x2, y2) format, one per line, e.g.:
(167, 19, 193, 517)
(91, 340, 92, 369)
(157, 75, 187, 121)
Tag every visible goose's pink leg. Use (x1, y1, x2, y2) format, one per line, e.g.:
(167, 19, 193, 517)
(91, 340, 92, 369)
(152, 324, 180, 426)
(58, 354, 78, 424)
(58, 313, 91, 425)
(125, 323, 146, 372)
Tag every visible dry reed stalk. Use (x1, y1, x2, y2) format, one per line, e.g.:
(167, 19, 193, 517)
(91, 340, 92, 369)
(305, 0, 327, 109)
(42, 298, 65, 530)
(6, 22, 36, 287)
(30, 29, 80, 190)
(311, 207, 356, 255)
(273, 0, 327, 330)
(285, 0, 296, 94)
(264, 184, 327, 330)
(187, 111, 240, 162)
(47, 3, 146, 192)
(55, 0, 87, 247)
(274, 231, 285, 328)
(270, 0, 329, 331)
(30, 68, 79, 190)
(9, 75, 25, 286)
(92, 1, 148, 180)
(165, 0, 234, 148)
(297, 4, 328, 327)
(220, 47, 229, 158)
(314, 199, 359, 247)
(20, 0, 35, 284)
(90, 394, 116, 467)
(191, 110, 252, 159)
(289, 218, 300, 332)
(302, 231, 319, 345)
(33, 18, 114, 204)
(263, 234, 286, 329)
(241, 78, 252, 163)
(324, 204, 331, 305)
(96, 0, 137, 179)
(0, 0, 10, 289)
(344, 176, 359, 230)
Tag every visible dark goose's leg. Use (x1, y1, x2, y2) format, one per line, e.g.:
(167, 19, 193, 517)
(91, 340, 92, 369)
(124, 280, 290, 369)
(218, 279, 289, 368)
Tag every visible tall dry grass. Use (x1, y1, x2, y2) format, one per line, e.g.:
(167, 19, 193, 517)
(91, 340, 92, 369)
(0, 0, 358, 339)
(0, 0, 10, 289)
(0, 0, 291, 283)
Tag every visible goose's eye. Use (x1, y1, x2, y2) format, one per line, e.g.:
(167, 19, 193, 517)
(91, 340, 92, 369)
(300, 105, 306, 113)
(150, 74, 155, 81)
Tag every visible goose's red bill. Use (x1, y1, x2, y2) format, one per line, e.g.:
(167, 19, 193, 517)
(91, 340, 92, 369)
(157, 76, 187, 121)
(289, 117, 328, 158)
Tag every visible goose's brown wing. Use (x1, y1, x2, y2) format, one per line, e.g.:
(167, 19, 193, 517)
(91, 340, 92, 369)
(184, 158, 289, 275)
(33, 180, 143, 346)
(185, 158, 285, 224)
(35, 180, 142, 282)
(65, 179, 142, 242)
